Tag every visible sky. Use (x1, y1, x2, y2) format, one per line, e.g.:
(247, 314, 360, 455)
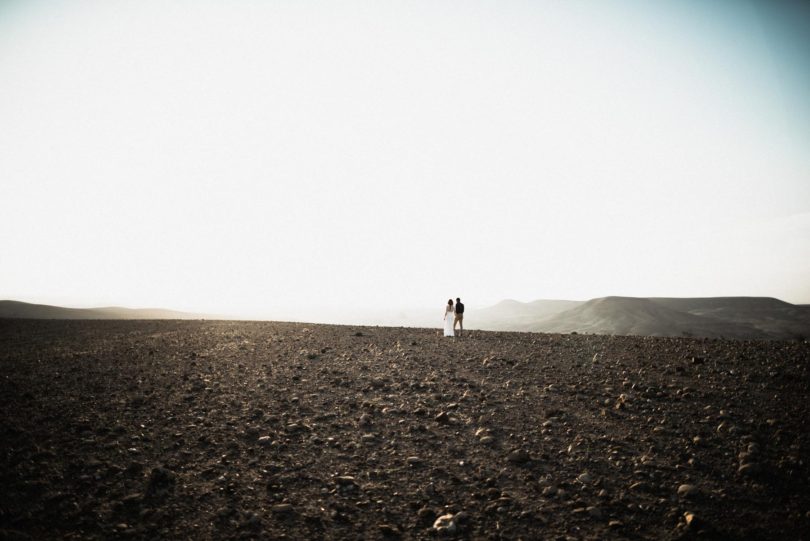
(1, 0, 809, 322)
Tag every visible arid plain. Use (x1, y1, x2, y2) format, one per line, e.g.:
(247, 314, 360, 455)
(1, 319, 808, 540)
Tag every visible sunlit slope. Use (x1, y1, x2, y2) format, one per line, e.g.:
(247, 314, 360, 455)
(534, 296, 770, 338)
(469, 299, 584, 331)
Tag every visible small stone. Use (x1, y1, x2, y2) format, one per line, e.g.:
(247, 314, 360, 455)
(738, 463, 762, 477)
(677, 484, 698, 499)
(435, 411, 450, 424)
(683, 511, 709, 530)
(479, 435, 495, 445)
(378, 524, 401, 537)
(587, 506, 602, 519)
(577, 472, 592, 484)
(542, 485, 557, 497)
(608, 519, 623, 528)
(336, 476, 358, 486)
(417, 507, 436, 525)
(257, 436, 271, 445)
(432, 513, 457, 534)
(271, 503, 294, 514)
(453, 511, 470, 525)
(121, 493, 142, 506)
(684, 511, 697, 526)
(406, 456, 422, 466)
(507, 449, 530, 464)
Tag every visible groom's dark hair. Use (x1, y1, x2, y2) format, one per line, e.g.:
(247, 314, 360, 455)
(456, 298, 461, 302)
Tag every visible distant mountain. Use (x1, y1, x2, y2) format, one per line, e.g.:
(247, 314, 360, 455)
(0, 300, 206, 320)
(470, 299, 583, 331)
(649, 297, 810, 340)
(472, 296, 810, 340)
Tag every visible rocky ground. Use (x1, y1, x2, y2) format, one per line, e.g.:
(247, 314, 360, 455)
(1, 319, 808, 540)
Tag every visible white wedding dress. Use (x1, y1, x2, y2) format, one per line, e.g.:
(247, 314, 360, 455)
(443, 307, 455, 337)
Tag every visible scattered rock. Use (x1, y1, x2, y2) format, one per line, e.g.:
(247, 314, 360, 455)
(507, 449, 530, 464)
(577, 472, 592, 484)
(432, 514, 457, 535)
(738, 463, 762, 477)
(434, 411, 450, 424)
(677, 484, 698, 499)
(272, 503, 294, 514)
(417, 507, 436, 525)
(378, 524, 401, 537)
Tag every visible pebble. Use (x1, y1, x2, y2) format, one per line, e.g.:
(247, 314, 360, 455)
(677, 484, 698, 499)
(433, 513, 457, 534)
(271, 503, 294, 514)
(336, 476, 358, 486)
(577, 472, 592, 484)
(435, 411, 450, 424)
(121, 493, 142, 506)
(507, 449, 530, 464)
(406, 456, 422, 466)
(417, 507, 436, 525)
(683, 511, 710, 530)
(738, 463, 761, 476)
(378, 524, 401, 537)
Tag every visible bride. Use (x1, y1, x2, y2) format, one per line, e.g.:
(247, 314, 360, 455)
(443, 299, 455, 337)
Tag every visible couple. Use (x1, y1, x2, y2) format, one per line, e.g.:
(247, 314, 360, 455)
(443, 298, 464, 337)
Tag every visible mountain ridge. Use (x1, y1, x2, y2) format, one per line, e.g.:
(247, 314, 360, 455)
(0, 300, 207, 320)
(471, 296, 810, 340)
(4, 297, 809, 340)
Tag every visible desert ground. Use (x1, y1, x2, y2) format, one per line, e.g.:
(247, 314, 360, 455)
(1, 319, 808, 540)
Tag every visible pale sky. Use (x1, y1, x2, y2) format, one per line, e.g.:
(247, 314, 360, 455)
(2, 0, 809, 322)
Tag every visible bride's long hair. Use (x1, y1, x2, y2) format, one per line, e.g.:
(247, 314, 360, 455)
(447, 299, 454, 307)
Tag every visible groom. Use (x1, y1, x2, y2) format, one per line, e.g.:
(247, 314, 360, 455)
(454, 297, 464, 337)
